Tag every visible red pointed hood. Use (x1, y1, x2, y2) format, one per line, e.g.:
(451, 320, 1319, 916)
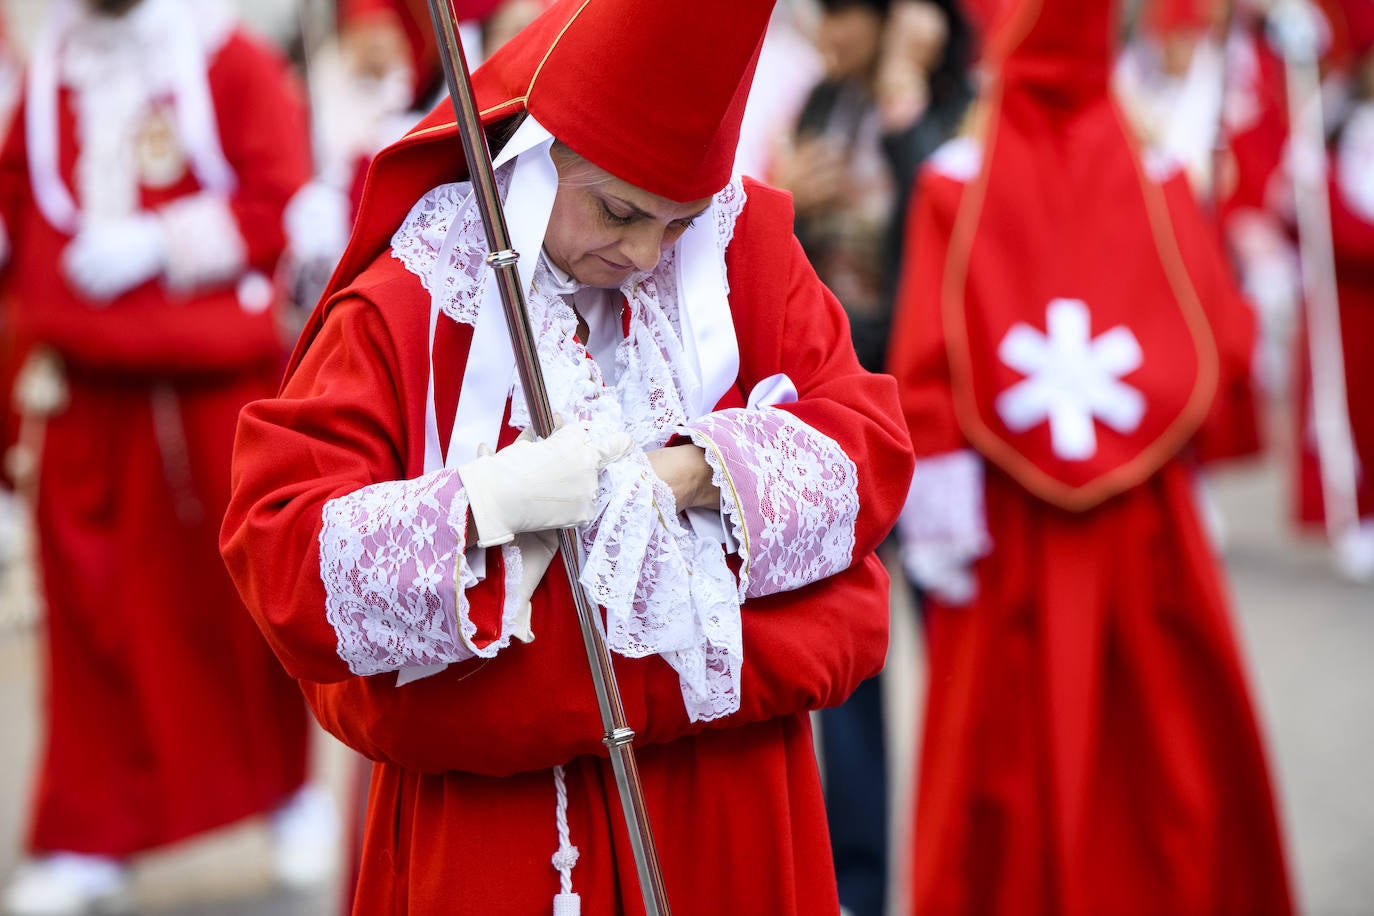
(985, 0, 1119, 105)
(475, 0, 771, 203)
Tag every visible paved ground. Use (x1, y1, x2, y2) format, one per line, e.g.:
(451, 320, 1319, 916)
(0, 448, 1370, 915)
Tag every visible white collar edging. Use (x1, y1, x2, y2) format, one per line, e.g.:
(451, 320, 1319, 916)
(421, 114, 742, 476)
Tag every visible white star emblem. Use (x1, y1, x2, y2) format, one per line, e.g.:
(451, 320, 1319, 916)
(995, 298, 1146, 461)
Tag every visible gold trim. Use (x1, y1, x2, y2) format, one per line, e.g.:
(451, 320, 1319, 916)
(940, 82, 1218, 512)
(526, 0, 591, 100)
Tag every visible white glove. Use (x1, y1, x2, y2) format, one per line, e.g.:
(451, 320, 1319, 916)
(509, 529, 559, 642)
(62, 213, 167, 303)
(458, 422, 633, 548)
(901, 540, 978, 607)
(896, 449, 990, 607)
(284, 179, 353, 264)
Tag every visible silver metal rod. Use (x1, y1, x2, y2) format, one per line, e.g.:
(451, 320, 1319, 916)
(1270, 0, 1362, 547)
(420, 2, 671, 911)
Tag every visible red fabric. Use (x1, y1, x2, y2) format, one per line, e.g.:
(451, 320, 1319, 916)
(222, 180, 913, 913)
(1335, 0, 1374, 56)
(886, 0, 1291, 909)
(0, 31, 313, 856)
(1141, 0, 1218, 36)
(940, 94, 1228, 509)
(890, 153, 1293, 916)
(1293, 167, 1374, 525)
(983, 0, 1118, 102)
(473, 0, 772, 203)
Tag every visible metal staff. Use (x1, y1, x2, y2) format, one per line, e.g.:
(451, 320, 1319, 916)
(1269, 0, 1362, 549)
(419, 2, 671, 913)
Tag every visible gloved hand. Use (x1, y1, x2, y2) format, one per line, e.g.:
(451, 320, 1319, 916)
(458, 422, 633, 548)
(901, 540, 978, 607)
(284, 179, 352, 265)
(62, 213, 167, 303)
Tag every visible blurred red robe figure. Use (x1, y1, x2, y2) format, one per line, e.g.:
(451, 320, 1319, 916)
(0, 0, 313, 870)
(221, 0, 915, 913)
(1293, 0, 1374, 578)
(887, 0, 1293, 912)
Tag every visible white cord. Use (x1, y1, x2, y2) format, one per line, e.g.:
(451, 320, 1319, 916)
(551, 764, 581, 916)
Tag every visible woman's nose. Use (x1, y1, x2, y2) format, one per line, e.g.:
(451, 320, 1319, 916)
(622, 224, 669, 272)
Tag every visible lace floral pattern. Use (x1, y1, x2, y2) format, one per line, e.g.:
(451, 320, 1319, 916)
(363, 175, 758, 719)
(390, 168, 513, 325)
(320, 467, 514, 676)
(684, 408, 859, 599)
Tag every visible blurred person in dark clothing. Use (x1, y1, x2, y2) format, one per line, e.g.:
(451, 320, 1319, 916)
(769, 3, 972, 915)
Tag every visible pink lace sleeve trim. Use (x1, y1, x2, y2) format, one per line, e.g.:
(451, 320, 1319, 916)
(683, 407, 859, 599)
(318, 467, 514, 676)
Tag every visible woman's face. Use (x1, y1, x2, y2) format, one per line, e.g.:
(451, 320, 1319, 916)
(543, 148, 712, 289)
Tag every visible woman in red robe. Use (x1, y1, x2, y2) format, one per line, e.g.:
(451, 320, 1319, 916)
(222, 0, 914, 913)
(887, 0, 1293, 913)
(0, 1, 326, 913)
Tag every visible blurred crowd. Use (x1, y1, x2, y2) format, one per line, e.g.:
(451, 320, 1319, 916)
(0, 0, 1368, 914)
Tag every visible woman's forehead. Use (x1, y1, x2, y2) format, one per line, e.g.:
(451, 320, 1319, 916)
(551, 144, 712, 219)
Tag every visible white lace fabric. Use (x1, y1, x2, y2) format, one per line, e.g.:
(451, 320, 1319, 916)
(683, 407, 859, 599)
(329, 173, 762, 719)
(319, 466, 522, 676)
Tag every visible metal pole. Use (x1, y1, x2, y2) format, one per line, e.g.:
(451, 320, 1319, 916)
(1270, 0, 1362, 548)
(419, 2, 671, 912)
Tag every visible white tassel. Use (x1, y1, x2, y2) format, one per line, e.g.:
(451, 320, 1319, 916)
(551, 765, 581, 915)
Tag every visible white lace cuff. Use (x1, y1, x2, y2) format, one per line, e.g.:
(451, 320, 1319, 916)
(578, 452, 744, 723)
(896, 449, 991, 558)
(157, 191, 248, 292)
(319, 467, 513, 676)
(682, 407, 859, 600)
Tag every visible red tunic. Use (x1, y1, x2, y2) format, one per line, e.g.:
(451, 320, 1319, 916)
(0, 29, 313, 856)
(222, 178, 912, 914)
(889, 122, 1292, 915)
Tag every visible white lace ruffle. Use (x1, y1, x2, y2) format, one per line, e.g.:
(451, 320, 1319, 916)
(319, 466, 520, 676)
(388, 175, 752, 720)
(683, 407, 859, 599)
(390, 166, 514, 325)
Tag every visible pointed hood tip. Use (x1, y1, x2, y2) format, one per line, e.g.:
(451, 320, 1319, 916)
(984, 0, 1120, 104)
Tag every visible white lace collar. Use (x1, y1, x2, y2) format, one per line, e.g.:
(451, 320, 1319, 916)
(393, 171, 747, 457)
(390, 115, 746, 476)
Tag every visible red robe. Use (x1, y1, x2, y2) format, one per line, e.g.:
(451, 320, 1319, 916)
(222, 178, 913, 914)
(0, 29, 313, 856)
(889, 121, 1292, 915)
